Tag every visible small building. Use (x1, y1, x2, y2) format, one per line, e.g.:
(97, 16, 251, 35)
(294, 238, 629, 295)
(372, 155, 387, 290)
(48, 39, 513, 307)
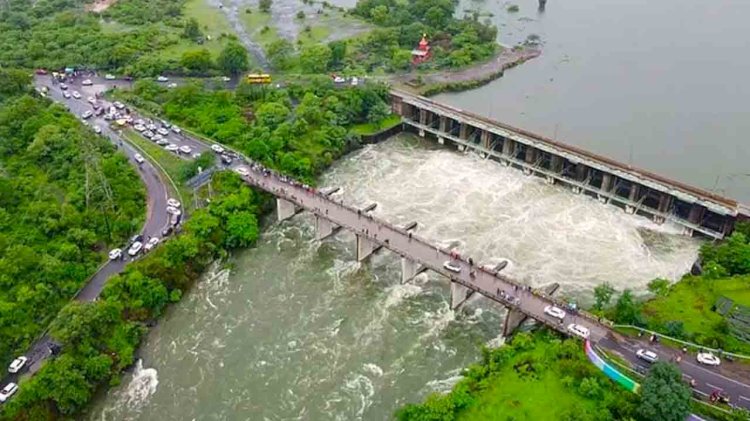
(411, 34, 431, 65)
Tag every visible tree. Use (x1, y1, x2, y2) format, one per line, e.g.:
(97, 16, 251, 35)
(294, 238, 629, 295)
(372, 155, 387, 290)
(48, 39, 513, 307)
(390, 49, 413, 70)
(259, 0, 272, 13)
(638, 362, 691, 421)
(593, 282, 615, 311)
(180, 49, 213, 74)
(299, 44, 332, 73)
(255, 101, 290, 129)
(267, 39, 294, 70)
(647, 278, 670, 297)
(0, 69, 31, 101)
(218, 42, 249, 75)
(225, 211, 259, 248)
(367, 100, 390, 127)
(327, 40, 347, 69)
(613, 289, 642, 325)
(182, 17, 203, 40)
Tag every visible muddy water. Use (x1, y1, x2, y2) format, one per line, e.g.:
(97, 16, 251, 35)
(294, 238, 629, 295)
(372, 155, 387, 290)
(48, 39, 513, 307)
(88, 135, 699, 420)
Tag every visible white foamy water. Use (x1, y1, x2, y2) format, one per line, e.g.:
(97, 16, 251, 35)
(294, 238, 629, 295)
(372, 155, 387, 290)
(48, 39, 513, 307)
(88, 134, 699, 420)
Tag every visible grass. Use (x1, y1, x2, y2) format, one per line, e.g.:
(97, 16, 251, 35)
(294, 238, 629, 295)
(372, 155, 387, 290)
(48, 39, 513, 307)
(296, 25, 330, 48)
(350, 115, 402, 136)
(240, 10, 280, 47)
(641, 275, 750, 354)
(159, 0, 236, 62)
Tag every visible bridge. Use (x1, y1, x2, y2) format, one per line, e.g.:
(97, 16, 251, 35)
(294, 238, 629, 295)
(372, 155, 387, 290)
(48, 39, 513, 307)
(390, 90, 750, 240)
(239, 164, 609, 340)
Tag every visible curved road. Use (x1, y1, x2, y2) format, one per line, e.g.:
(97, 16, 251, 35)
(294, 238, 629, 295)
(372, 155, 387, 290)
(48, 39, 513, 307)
(0, 77, 174, 399)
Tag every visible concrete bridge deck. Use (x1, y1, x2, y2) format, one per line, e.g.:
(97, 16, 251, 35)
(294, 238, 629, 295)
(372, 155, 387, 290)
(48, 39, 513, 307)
(238, 165, 611, 342)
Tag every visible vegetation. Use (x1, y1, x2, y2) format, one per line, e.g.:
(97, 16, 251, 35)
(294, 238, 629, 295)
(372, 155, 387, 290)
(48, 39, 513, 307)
(637, 362, 691, 421)
(396, 330, 640, 421)
(113, 76, 393, 183)
(0, 0, 238, 77)
(0, 70, 145, 370)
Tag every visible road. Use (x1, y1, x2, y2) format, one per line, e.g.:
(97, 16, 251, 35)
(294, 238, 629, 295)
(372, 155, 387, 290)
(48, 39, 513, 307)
(0, 77, 177, 398)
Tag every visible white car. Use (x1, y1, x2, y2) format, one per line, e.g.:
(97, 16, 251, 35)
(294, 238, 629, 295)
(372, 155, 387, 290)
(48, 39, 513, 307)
(234, 166, 250, 177)
(144, 237, 159, 251)
(567, 323, 590, 340)
(81, 79, 93, 86)
(157, 128, 169, 136)
(81, 110, 93, 119)
(105, 74, 116, 80)
(697, 352, 721, 366)
(543, 305, 566, 320)
(59, 83, 68, 90)
(147, 123, 158, 131)
(152, 134, 164, 142)
(221, 76, 231, 82)
(128, 241, 143, 256)
(62, 91, 71, 99)
(211, 144, 225, 154)
(135, 119, 145, 126)
(636, 349, 659, 364)
(165, 144, 179, 152)
(179, 145, 192, 154)
(8, 356, 28, 374)
(167, 82, 177, 89)
(87, 96, 96, 104)
(166, 206, 182, 216)
(443, 261, 461, 273)
(156, 138, 169, 146)
(134, 154, 145, 164)
(157, 76, 169, 82)
(350, 77, 359, 86)
(93, 126, 102, 134)
(333, 76, 345, 83)
(72, 91, 81, 99)
(113, 101, 125, 109)
(133, 124, 146, 132)
(167, 198, 181, 208)
(109, 248, 122, 260)
(143, 131, 154, 139)
(171, 126, 181, 134)
(0, 383, 18, 402)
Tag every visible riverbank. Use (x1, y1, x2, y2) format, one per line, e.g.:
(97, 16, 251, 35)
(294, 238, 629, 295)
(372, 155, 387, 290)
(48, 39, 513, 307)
(393, 47, 541, 97)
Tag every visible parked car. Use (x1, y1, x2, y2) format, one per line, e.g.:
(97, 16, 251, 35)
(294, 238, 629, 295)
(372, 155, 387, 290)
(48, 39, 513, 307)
(144, 237, 159, 251)
(156, 138, 169, 146)
(167, 198, 181, 208)
(142, 131, 154, 139)
(72, 91, 81, 99)
(152, 134, 164, 142)
(93, 126, 102, 134)
(166, 206, 182, 216)
(113, 101, 125, 109)
(350, 77, 359, 86)
(157, 76, 169, 82)
(234, 166, 250, 177)
(105, 74, 116, 80)
(171, 126, 181, 134)
(697, 352, 721, 366)
(128, 241, 143, 256)
(220, 154, 233, 165)
(157, 128, 169, 136)
(161, 226, 174, 237)
(165, 144, 179, 152)
(134, 154, 145, 164)
(443, 261, 461, 273)
(221, 76, 231, 82)
(0, 383, 18, 402)
(543, 305, 566, 320)
(567, 323, 590, 339)
(62, 91, 71, 99)
(134, 124, 146, 132)
(87, 96, 96, 104)
(59, 83, 68, 90)
(147, 123, 158, 131)
(81, 110, 93, 119)
(636, 349, 658, 364)
(130, 234, 144, 244)
(333, 76, 345, 83)
(81, 79, 93, 86)
(179, 145, 192, 154)
(8, 356, 28, 374)
(211, 144, 225, 154)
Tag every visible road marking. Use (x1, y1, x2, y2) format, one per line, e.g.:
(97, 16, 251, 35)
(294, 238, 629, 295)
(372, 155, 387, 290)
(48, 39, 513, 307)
(693, 389, 708, 397)
(739, 395, 750, 402)
(682, 373, 693, 379)
(706, 383, 723, 391)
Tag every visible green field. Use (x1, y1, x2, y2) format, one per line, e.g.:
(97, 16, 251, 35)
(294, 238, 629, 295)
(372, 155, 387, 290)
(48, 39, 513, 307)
(350, 114, 401, 135)
(642, 275, 750, 353)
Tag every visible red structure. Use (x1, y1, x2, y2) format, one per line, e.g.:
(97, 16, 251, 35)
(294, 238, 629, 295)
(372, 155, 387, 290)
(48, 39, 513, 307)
(411, 34, 431, 65)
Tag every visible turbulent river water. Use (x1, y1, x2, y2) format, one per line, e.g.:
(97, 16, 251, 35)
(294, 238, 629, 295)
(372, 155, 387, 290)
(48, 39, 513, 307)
(88, 135, 699, 420)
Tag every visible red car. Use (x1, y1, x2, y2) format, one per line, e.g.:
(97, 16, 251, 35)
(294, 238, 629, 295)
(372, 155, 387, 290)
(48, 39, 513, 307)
(35, 69, 48, 75)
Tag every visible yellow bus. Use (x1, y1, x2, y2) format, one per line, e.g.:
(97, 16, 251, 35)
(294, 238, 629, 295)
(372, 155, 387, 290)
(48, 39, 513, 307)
(247, 73, 272, 84)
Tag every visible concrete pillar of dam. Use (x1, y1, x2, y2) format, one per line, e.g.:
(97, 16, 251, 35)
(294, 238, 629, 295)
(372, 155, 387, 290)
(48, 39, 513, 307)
(628, 184, 640, 202)
(390, 96, 403, 116)
(439, 116, 447, 133)
(480, 130, 491, 149)
(575, 164, 588, 182)
(451, 281, 474, 311)
(600, 173, 613, 193)
(459, 123, 468, 140)
(688, 204, 706, 224)
(401, 258, 427, 284)
(653, 194, 673, 224)
(524, 147, 537, 164)
(550, 155, 564, 173)
(315, 215, 340, 241)
(502, 283, 560, 337)
(356, 234, 382, 262)
(419, 109, 427, 126)
(502, 139, 515, 157)
(276, 198, 298, 222)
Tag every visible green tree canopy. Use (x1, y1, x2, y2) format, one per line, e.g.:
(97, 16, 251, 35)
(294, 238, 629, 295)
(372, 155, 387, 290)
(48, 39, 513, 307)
(218, 42, 250, 75)
(637, 362, 691, 421)
(593, 282, 615, 311)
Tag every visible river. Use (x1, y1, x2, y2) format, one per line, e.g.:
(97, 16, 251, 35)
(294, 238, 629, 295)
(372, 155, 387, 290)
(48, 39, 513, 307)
(439, 0, 750, 202)
(88, 135, 699, 420)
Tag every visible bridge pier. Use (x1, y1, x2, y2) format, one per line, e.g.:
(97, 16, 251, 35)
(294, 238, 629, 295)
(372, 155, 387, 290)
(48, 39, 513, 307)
(480, 130, 491, 149)
(401, 258, 426, 284)
(315, 215, 341, 241)
(276, 198, 300, 222)
(502, 283, 560, 337)
(502, 138, 515, 157)
(451, 281, 474, 310)
(356, 234, 381, 262)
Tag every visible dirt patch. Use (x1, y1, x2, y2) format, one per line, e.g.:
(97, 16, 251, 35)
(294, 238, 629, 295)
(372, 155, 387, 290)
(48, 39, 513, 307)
(86, 0, 119, 13)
